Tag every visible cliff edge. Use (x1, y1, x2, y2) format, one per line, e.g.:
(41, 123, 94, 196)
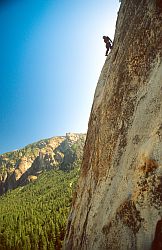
(64, 0, 162, 249)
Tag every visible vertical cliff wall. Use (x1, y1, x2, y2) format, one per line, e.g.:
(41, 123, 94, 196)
(64, 0, 162, 249)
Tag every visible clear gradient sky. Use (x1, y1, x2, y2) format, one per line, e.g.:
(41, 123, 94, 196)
(0, 0, 120, 154)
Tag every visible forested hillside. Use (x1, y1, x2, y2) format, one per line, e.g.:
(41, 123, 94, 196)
(0, 168, 79, 249)
(0, 133, 86, 249)
(0, 133, 85, 195)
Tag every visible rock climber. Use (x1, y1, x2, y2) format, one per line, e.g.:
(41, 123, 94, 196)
(103, 36, 113, 56)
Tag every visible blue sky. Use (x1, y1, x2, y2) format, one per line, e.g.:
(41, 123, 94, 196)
(0, 0, 120, 154)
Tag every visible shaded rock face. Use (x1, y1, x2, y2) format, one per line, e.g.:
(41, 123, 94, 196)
(152, 219, 162, 250)
(0, 133, 86, 195)
(64, 1, 162, 250)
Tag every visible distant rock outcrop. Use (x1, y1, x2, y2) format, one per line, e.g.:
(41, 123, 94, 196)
(64, 1, 162, 249)
(0, 133, 86, 195)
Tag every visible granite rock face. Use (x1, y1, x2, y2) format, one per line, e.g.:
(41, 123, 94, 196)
(0, 133, 86, 195)
(64, 1, 162, 249)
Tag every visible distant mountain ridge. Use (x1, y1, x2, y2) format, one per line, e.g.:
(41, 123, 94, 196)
(0, 133, 86, 195)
